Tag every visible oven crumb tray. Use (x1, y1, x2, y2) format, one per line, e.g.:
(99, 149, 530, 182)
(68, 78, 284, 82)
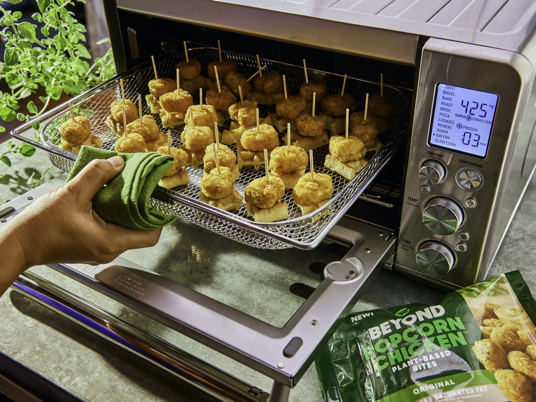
(34, 47, 411, 250)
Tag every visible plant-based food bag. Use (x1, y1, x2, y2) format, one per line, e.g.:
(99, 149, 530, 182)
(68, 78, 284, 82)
(315, 271, 536, 402)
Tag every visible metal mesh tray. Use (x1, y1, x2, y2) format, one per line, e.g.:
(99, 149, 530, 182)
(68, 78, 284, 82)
(40, 46, 410, 250)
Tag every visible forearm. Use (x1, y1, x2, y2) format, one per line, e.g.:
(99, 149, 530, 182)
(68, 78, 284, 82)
(0, 224, 28, 296)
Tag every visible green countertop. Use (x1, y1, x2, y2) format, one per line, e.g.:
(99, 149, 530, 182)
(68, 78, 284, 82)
(1, 138, 535, 402)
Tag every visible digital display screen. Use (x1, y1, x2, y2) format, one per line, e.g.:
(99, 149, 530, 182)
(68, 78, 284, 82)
(428, 83, 498, 158)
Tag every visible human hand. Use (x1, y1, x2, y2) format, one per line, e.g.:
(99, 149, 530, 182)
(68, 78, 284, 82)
(5, 156, 162, 268)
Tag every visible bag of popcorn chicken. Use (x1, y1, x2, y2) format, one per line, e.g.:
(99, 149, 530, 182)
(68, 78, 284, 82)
(315, 271, 536, 402)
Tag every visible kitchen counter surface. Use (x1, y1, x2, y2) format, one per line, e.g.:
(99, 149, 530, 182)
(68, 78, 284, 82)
(1, 139, 536, 402)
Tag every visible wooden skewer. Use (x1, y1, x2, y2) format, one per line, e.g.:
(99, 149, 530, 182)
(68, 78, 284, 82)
(167, 129, 172, 154)
(183, 41, 189, 63)
(341, 74, 347, 97)
(345, 108, 349, 139)
(380, 73, 384, 98)
(246, 65, 267, 82)
(283, 75, 287, 100)
(68, 102, 75, 121)
(214, 122, 220, 145)
(151, 55, 158, 80)
(256, 108, 260, 134)
(364, 93, 369, 121)
(214, 65, 221, 93)
(312, 92, 316, 117)
(199, 88, 203, 106)
(256, 54, 263, 78)
(218, 39, 222, 63)
(303, 59, 309, 84)
(264, 149, 269, 184)
(122, 106, 127, 136)
(176, 69, 180, 92)
(120, 79, 126, 103)
(238, 85, 244, 105)
(287, 122, 291, 147)
(309, 149, 314, 181)
(213, 143, 221, 175)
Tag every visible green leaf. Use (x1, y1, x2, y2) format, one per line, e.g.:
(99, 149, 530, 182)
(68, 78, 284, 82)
(4, 48, 18, 66)
(39, 96, 48, 104)
(16, 41, 32, 51)
(48, 86, 62, 100)
(37, 0, 51, 12)
(0, 126, 5, 133)
(76, 44, 91, 59)
(54, 34, 66, 50)
(13, 11, 22, 20)
(18, 22, 37, 42)
(0, 107, 16, 122)
(31, 12, 42, 22)
(16, 113, 26, 121)
(32, 122, 40, 130)
(20, 144, 36, 157)
(27, 100, 38, 114)
(96, 37, 110, 45)
(0, 156, 11, 167)
(6, 0, 24, 4)
(41, 26, 49, 37)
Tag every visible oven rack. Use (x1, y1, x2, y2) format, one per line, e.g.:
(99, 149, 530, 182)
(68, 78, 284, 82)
(36, 46, 410, 250)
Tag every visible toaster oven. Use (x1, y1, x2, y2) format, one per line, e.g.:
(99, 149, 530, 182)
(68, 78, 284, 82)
(7, 0, 536, 401)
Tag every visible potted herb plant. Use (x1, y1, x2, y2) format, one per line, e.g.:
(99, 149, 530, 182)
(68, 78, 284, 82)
(0, 0, 115, 166)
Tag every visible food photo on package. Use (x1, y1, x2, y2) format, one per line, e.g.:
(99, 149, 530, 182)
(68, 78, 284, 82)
(315, 271, 536, 402)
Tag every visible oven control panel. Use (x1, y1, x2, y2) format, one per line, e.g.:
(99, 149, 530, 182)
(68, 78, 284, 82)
(395, 38, 530, 287)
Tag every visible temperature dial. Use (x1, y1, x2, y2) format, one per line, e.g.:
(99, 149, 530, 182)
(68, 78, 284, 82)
(418, 160, 446, 186)
(422, 197, 464, 235)
(416, 241, 455, 276)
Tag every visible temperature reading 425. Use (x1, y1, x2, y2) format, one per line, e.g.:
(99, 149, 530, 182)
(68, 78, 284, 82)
(429, 83, 499, 158)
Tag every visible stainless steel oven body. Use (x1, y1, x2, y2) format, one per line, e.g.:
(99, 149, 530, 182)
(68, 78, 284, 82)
(103, 0, 536, 287)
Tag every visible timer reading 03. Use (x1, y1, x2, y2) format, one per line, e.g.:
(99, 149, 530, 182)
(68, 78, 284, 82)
(428, 83, 498, 158)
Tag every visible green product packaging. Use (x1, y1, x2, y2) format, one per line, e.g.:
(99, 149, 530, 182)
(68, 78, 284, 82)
(315, 271, 536, 402)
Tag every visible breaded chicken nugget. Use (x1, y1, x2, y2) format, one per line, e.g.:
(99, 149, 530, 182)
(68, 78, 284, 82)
(472, 339, 509, 372)
(126, 115, 160, 142)
(349, 111, 382, 142)
(293, 173, 333, 207)
(203, 143, 236, 173)
(60, 116, 90, 146)
(245, 176, 285, 209)
(329, 135, 365, 163)
(269, 146, 308, 173)
(253, 70, 283, 94)
(518, 328, 536, 347)
(276, 95, 307, 121)
(111, 99, 138, 124)
(526, 345, 536, 360)
(181, 126, 213, 153)
(495, 369, 533, 402)
(114, 133, 145, 153)
(508, 351, 536, 382)
(299, 80, 327, 102)
(321, 93, 356, 117)
(228, 100, 257, 127)
(208, 59, 237, 80)
(483, 319, 505, 328)
(148, 78, 176, 99)
(240, 124, 279, 152)
(200, 166, 233, 199)
(185, 105, 219, 128)
(159, 89, 193, 113)
(224, 71, 251, 98)
(368, 92, 395, 119)
(206, 84, 237, 111)
(175, 59, 202, 80)
(157, 146, 188, 177)
(296, 113, 325, 137)
(491, 325, 527, 353)
(481, 327, 494, 339)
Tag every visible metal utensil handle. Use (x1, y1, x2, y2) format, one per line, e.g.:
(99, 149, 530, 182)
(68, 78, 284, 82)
(11, 272, 268, 402)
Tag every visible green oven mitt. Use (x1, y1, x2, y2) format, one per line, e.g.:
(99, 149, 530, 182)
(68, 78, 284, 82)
(66, 145, 177, 230)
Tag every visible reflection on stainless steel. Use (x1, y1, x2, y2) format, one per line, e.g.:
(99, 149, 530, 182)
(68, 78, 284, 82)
(11, 273, 268, 402)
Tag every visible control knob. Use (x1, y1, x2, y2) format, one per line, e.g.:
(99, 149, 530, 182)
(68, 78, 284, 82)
(418, 160, 446, 186)
(422, 197, 464, 235)
(416, 241, 455, 277)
